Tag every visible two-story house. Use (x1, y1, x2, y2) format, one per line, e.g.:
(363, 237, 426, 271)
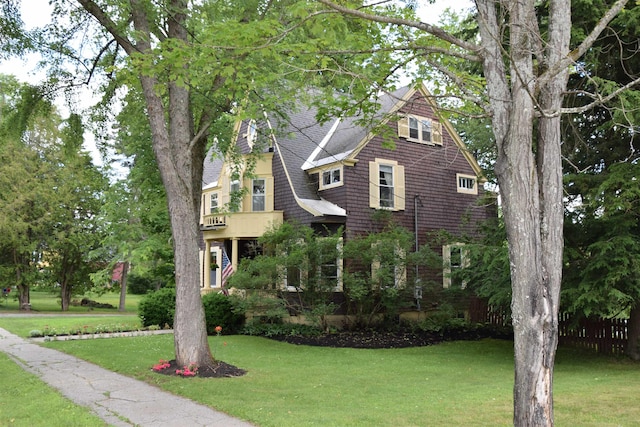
(199, 82, 492, 293)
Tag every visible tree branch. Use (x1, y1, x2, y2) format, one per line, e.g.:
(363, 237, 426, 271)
(76, 0, 138, 54)
(316, 0, 480, 54)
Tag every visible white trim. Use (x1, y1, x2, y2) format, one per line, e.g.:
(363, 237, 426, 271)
(301, 118, 342, 170)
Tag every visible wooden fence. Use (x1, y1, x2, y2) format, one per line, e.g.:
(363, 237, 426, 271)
(468, 298, 628, 355)
(557, 313, 628, 355)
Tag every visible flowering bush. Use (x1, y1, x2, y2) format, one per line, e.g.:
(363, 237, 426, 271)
(152, 359, 171, 372)
(175, 363, 198, 377)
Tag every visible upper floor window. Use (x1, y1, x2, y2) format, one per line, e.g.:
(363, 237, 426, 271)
(230, 179, 241, 212)
(210, 193, 219, 213)
(252, 178, 265, 212)
(320, 166, 342, 190)
(379, 165, 394, 208)
(456, 173, 478, 195)
(245, 120, 258, 148)
(369, 159, 405, 211)
(398, 114, 443, 145)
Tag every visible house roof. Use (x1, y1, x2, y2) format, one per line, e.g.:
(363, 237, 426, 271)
(202, 83, 483, 217)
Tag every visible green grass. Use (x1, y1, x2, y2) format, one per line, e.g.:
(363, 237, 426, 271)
(0, 315, 142, 338)
(0, 352, 108, 426)
(0, 290, 142, 314)
(23, 334, 640, 427)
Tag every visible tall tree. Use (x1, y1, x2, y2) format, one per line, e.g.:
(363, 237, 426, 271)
(317, 0, 633, 424)
(27, 0, 390, 369)
(45, 113, 107, 310)
(560, 2, 640, 358)
(0, 77, 58, 309)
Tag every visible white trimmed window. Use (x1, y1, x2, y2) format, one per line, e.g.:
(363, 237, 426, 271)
(210, 192, 219, 213)
(443, 244, 469, 288)
(252, 178, 265, 212)
(398, 115, 443, 145)
(371, 243, 406, 289)
(369, 159, 405, 211)
(245, 120, 257, 148)
(284, 238, 343, 292)
(230, 179, 241, 212)
(320, 166, 342, 190)
(456, 173, 478, 195)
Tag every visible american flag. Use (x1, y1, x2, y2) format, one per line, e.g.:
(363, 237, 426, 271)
(221, 248, 234, 292)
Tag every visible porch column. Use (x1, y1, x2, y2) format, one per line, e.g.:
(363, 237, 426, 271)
(231, 238, 239, 272)
(203, 240, 211, 288)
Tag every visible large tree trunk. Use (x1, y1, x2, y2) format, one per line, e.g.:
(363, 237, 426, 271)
(477, 0, 568, 424)
(130, 0, 213, 368)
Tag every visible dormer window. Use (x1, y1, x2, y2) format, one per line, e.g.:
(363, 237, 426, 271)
(398, 114, 443, 145)
(320, 166, 342, 190)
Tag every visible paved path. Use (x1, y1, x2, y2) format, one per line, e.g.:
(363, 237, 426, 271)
(0, 327, 254, 427)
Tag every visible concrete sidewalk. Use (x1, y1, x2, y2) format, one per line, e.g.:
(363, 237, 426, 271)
(0, 328, 254, 427)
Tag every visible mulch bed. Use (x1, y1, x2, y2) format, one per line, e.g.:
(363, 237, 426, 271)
(154, 359, 247, 378)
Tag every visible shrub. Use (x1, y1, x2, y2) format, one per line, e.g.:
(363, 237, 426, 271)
(202, 293, 245, 335)
(127, 274, 156, 295)
(138, 287, 176, 328)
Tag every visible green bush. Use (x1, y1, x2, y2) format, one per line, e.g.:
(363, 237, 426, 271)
(127, 274, 156, 295)
(138, 287, 175, 328)
(202, 292, 245, 335)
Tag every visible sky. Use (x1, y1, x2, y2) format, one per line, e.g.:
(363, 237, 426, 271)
(0, 0, 475, 168)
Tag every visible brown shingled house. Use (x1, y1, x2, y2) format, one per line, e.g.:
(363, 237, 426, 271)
(199, 82, 493, 294)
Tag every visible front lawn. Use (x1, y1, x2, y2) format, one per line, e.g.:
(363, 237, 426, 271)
(0, 290, 142, 314)
(36, 335, 640, 426)
(0, 352, 108, 427)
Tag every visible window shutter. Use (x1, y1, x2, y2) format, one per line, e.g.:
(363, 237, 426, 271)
(432, 121, 443, 145)
(397, 116, 409, 138)
(369, 161, 378, 208)
(395, 164, 405, 210)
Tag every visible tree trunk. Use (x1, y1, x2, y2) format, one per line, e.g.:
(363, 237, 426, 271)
(17, 284, 30, 310)
(119, 261, 129, 312)
(626, 304, 640, 360)
(61, 278, 71, 311)
(477, 0, 569, 424)
(129, 0, 213, 369)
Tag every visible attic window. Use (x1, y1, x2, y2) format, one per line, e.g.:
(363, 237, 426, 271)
(398, 115, 443, 145)
(456, 173, 478, 195)
(320, 166, 342, 190)
(245, 120, 257, 148)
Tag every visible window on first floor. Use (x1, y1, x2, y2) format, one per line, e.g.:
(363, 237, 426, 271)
(443, 244, 469, 288)
(283, 238, 343, 292)
(371, 242, 406, 289)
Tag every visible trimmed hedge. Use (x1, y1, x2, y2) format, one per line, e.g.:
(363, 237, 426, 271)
(202, 292, 245, 335)
(138, 288, 245, 334)
(138, 287, 176, 328)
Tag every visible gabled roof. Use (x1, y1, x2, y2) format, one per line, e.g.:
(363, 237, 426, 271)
(202, 82, 484, 216)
